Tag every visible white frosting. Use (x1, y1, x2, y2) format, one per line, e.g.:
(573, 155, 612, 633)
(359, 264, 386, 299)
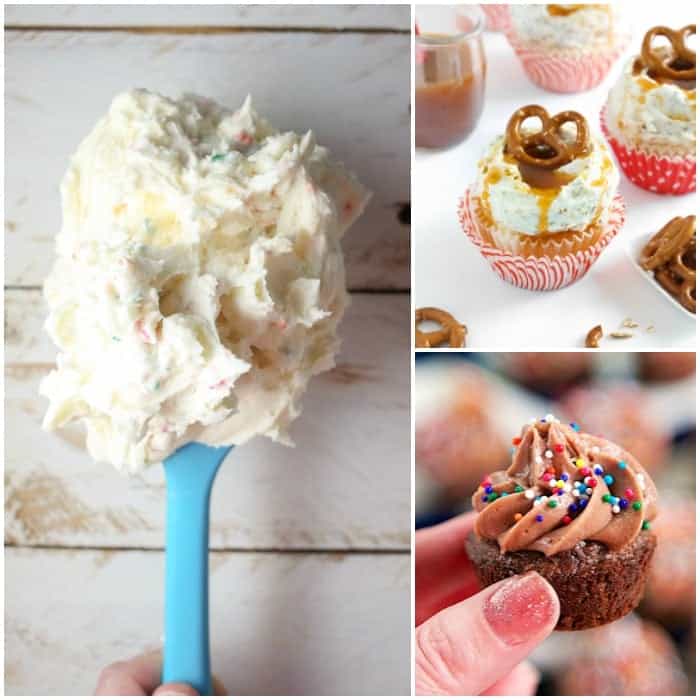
(41, 89, 370, 471)
(475, 128, 619, 235)
(509, 4, 623, 50)
(606, 56, 696, 156)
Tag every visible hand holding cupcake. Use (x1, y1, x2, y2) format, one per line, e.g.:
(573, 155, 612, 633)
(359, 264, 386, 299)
(602, 23, 696, 193)
(466, 415, 658, 630)
(459, 104, 624, 290)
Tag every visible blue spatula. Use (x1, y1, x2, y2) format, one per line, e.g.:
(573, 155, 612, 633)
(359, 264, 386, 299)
(161, 442, 233, 695)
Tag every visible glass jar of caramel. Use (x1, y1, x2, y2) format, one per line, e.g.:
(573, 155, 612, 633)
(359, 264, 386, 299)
(415, 5, 487, 149)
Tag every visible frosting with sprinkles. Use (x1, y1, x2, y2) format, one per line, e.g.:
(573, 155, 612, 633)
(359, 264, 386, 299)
(472, 415, 658, 556)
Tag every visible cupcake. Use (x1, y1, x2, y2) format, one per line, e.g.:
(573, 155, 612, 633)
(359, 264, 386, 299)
(558, 384, 670, 473)
(642, 497, 696, 625)
(416, 367, 509, 496)
(602, 24, 696, 194)
(500, 352, 592, 396)
(480, 4, 510, 33)
(639, 351, 696, 382)
(458, 105, 624, 290)
(466, 415, 658, 630)
(553, 614, 689, 695)
(506, 4, 628, 93)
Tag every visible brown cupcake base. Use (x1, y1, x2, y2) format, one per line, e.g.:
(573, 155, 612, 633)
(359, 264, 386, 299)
(466, 531, 657, 631)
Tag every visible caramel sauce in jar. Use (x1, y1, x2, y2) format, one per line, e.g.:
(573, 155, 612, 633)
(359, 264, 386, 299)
(415, 32, 486, 148)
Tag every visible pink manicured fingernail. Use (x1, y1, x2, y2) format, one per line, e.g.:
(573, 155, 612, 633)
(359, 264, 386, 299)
(483, 572, 559, 646)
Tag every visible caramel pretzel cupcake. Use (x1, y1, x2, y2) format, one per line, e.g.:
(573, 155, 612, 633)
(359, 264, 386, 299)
(602, 24, 696, 194)
(506, 4, 629, 93)
(466, 415, 658, 630)
(458, 105, 624, 290)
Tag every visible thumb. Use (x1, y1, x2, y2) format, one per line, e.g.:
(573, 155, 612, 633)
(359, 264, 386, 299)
(415, 571, 559, 695)
(153, 682, 199, 696)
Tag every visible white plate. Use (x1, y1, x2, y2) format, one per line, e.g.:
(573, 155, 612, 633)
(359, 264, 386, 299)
(414, 5, 697, 349)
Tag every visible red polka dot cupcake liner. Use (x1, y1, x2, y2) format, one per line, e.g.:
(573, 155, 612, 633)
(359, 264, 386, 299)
(600, 106, 696, 195)
(506, 33, 627, 93)
(457, 189, 626, 291)
(480, 4, 510, 32)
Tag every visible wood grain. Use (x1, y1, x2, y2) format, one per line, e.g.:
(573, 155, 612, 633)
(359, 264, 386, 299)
(5, 5, 410, 30)
(5, 30, 410, 290)
(5, 291, 411, 550)
(5, 548, 410, 695)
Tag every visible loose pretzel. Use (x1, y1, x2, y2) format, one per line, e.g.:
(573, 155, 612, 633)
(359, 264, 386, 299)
(640, 216, 696, 314)
(415, 307, 466, 348)
(640, 216, 695, 270)
(642, 25, 696, 83)
(505, 105, 591, 170)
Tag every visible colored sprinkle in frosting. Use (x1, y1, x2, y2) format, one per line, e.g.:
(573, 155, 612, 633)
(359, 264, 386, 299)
(625, 488, 635, 498)
(570, 422, 580, 431)
(536, 514, 544, 522)
(632, 501, 642, 511)
(604, 475, 614, 485)
(642, 520, 651, 530)
(514, 513, 523, 521)
(547, 499, 558, 508)
(618, 461, 627, 469)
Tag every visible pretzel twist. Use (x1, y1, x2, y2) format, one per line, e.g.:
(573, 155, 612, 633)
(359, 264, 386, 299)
(415, 308, 466, 348)
(641, 25, 696, 82)
(640, 216, 695, 269)
(640, 216, 696, 314)
(505, 105, 591, 170)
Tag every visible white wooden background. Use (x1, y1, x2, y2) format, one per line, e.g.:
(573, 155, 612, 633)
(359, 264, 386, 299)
(4, 5, 411, 695)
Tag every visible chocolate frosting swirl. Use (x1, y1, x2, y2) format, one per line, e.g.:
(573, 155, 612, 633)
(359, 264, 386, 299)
(472, 417, 658, 557)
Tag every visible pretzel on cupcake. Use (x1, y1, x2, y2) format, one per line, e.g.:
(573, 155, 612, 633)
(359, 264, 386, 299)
(505, 105, 592, 170)
(641, 25, 696, 84)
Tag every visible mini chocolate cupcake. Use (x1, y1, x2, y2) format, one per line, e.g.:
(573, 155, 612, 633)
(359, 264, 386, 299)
(466, 415, 658, 631)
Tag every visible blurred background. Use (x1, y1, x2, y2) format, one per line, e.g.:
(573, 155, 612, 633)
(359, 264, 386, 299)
(416, 352, 695, 695)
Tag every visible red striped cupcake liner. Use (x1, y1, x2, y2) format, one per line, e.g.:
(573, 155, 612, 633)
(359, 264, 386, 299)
(480, 4, 510, 32)
(506, 32, 626, 93)
(457, 189, 626, 291)
(600, 106, 696, 195)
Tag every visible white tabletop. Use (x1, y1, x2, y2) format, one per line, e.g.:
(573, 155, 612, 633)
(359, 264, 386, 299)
(414, 2, 696, 349)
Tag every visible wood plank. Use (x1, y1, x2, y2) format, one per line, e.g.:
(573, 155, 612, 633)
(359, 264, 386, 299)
(5, 292, 411, 550)
(5, 548, 410, 695)
(4, 30, 410, 290)
(5, 5, 410, 30)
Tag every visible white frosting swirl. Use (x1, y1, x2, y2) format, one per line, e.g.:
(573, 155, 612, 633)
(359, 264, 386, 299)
(509, 4, 623, 50)
(41, 89, 370, 471)
(474, 130, 619, 235)
(605, 57, 696, 157)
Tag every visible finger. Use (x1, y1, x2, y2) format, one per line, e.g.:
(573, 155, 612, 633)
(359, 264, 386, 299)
(481, 660, 540, 696)
(415, 572, 559, 696)
(153, 682, 200, 696)
(95, 650, 162, 695)
(416, 512, 481, 625)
